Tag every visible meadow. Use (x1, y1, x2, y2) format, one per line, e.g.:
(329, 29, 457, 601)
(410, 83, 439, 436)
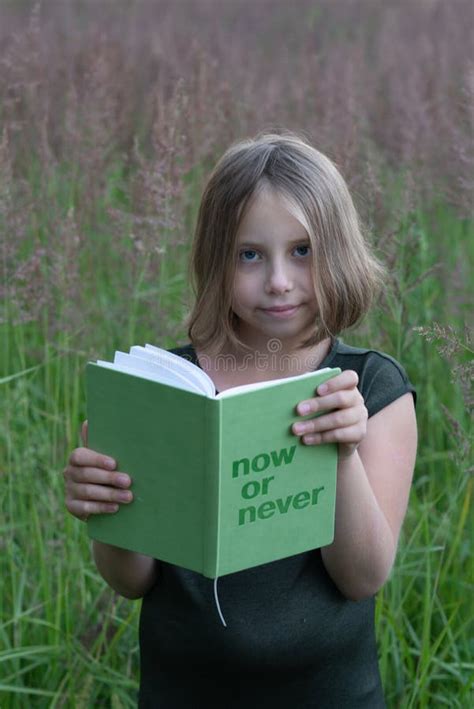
(1, 1, 472, 706)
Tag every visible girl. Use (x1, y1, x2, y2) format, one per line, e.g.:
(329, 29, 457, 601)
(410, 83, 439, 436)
(64, 132, 417, 707)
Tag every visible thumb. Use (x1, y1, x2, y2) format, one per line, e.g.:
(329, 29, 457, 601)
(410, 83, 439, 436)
(81, 420, 88, 447)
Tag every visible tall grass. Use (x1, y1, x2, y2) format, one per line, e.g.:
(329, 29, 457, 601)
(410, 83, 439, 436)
(1, 1, 472, 706)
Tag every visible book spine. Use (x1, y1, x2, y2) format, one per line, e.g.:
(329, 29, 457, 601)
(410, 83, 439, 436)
(202, 398, 222, 578)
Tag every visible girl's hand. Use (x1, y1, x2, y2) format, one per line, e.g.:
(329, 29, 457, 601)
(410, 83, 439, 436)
(292, 370, 368, 459)
(63, 421, 133, 522)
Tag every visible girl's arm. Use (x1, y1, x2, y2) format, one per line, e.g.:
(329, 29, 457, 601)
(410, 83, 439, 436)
(320, 394, 416, 600)
(293, 373, 417, 600)
(64, 421, 160, 599)
(92, 541, 159, 600)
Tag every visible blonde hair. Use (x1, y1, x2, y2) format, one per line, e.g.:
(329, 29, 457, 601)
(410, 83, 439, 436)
(185, 130, 386, 355)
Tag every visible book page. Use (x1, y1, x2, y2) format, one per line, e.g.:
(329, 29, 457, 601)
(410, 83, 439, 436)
(130, 346, 213, 395)
(114, 352, 210, 394)
(216, 368, 333, 399)
(143, 344, 216, 396)
(94, 356, 204, 395)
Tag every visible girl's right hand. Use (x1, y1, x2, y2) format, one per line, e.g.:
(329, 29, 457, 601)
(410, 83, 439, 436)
(63, 421, 133, 522)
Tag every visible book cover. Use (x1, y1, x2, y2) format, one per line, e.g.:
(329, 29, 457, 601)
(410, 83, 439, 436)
(86, 347, 340, 578)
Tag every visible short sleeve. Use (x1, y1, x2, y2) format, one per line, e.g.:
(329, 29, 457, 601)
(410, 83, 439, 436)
(358, 352, 417, 418)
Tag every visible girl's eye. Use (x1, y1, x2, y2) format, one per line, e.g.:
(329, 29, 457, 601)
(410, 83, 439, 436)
(239, 249, 260, 262)
(294, 244, 310, 257)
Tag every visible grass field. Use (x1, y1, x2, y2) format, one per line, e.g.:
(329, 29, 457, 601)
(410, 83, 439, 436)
(1, 1, 473, 706)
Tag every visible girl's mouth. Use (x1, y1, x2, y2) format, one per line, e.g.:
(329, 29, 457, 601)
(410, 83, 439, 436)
(261, 305, 300, 317)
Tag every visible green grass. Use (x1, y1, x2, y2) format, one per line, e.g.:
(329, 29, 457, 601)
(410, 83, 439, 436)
(1, 164, 472, 707)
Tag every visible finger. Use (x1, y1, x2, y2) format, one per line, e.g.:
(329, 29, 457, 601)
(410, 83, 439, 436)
(315, 370, 359, 396)
(293, 406, 365, 435)
(66, 498, 120, 521)
(69, 447, 117, 471)
(296, 388, 362, 416)
(301, 423, 366, 446)
(65, 465, 131, 488)
(81, 420, 88, 447)
(69, 480, 133, 504)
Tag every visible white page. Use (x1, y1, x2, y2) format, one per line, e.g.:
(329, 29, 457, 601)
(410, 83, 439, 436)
(144, 344, 216, 395)
(95, 360, 176, 386)
(95, 359, 207, 395)
(130, 345, 214, 396)
(113, 352, 207, 395)
(216, 367, 332, 399)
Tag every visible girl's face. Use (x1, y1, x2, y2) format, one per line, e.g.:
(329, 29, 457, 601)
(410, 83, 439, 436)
(231, 186, 318, 352)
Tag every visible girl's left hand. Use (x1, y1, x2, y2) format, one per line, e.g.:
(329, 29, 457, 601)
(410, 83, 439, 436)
(292, 370, 368, 459)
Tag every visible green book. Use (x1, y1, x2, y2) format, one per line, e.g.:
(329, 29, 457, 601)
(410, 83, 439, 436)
(86, 344, 341, 578)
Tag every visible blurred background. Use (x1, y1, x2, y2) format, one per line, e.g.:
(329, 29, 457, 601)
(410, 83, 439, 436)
(1, 1, 472, 706)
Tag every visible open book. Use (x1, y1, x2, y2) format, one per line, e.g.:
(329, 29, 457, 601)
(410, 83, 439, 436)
(86, 344, 341, 578)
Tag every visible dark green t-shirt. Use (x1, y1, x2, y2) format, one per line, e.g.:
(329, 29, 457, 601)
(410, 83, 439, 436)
(138, 338, 416, 708)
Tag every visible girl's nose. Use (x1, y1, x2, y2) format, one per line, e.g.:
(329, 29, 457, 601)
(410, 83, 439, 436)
(265, 261, 292, 294)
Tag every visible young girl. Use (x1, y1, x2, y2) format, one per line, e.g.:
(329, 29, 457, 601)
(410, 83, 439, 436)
(64, 132, 417, 707)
